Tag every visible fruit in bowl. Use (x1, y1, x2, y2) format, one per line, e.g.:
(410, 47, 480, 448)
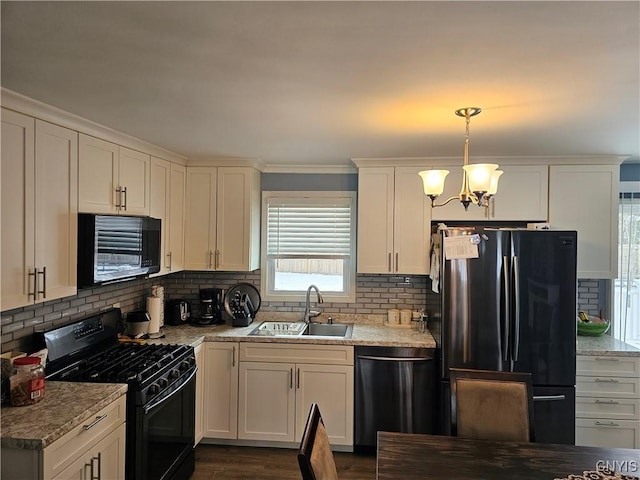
(577, 311, 610, 336)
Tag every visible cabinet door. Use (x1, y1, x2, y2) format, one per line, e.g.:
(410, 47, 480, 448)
(34, 120, 78, 302)
(203, 342, 239, 440)
(216, 167, 260, 271)
(238, 362, 296, 442)
(78, 134, 118, 214)
(150, 157, 171, 275)
(394, 167, 431, 274)
(357, 167, 394, 273)
(52, 423, 126, 480)
(185, 167, 217, 270)
(489, 165, 548, 221)
(168, 163, 186, 272)
(118, 147, 150, 215)
(1, 109, 35, 310)
(576, 418, 640, 449)
(549, 165, 619, 278)
(430, 170, 488, 221)
(295, 364, 354, 446)
(194, 344, 204, 445)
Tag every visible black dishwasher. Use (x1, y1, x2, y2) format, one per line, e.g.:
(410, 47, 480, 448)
(354, 346, 436, 454)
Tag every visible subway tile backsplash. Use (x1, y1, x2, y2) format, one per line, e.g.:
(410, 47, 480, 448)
(1, 273, 602, 354)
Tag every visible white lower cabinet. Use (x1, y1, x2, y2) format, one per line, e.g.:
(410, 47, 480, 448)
(1, 396, 126, 480)
(576, 355, 640, 448)
(237, 343, 354, 447)
(203, 342, 239, 440)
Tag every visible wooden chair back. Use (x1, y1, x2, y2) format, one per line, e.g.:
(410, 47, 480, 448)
(450, 368, 536, 442)
(298, 403, 339, 480)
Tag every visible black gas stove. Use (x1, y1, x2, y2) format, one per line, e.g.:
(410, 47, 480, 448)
(40, 308, 196, 480)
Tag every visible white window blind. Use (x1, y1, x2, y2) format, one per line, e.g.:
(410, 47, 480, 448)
(266, 199, 352, 258)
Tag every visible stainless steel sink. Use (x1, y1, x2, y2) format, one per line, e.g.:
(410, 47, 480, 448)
(248, 321, 353, 338)
(303, 323, 353, 338)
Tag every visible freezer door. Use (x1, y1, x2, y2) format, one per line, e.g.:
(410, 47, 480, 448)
(511, 230, 577, 386)
(533, 385, 575, 445)
(441, 228, 510, 379)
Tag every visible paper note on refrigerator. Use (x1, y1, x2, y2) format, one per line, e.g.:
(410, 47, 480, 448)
(444, 235, 479, 259)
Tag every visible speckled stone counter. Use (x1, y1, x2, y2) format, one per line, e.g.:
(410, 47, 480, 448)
(149, 313, 436, 349)
(1, 382, 127, 449)
(577, 334, 640, 357)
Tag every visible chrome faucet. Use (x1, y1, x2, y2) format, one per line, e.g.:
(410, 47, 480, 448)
(303, 285, 324, 323)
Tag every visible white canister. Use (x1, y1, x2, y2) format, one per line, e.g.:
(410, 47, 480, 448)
(387, 309, 400, 325)
(400, 309, 412, 326)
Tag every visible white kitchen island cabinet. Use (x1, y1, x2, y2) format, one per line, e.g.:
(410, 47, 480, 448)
(357, 166, 431, 274)
(1, 109, 78, 310)
(184, 166, 260, 271)
(150, 157, 186, 275)
(237, 343, 354, 447)
(203, 342, 239, 440)
(549, 164, 619, 279)
(430, 165, 549, 221)
(575, 355, 640, 449)
(78, 134, 151, 215)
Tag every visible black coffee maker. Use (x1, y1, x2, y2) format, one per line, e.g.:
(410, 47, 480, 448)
(192, 288, 224, 326)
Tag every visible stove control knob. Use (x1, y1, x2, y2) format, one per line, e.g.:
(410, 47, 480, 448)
(179, 360, 191, 372)
(148, 384, 160, 395)
(168, 369, 180, 380)
(158, 378, 169, 389)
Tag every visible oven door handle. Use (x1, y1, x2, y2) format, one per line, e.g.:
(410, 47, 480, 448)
(143, 366, 197, 415)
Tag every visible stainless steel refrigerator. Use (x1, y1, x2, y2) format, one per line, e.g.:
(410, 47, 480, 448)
(435, 226, 577, 444)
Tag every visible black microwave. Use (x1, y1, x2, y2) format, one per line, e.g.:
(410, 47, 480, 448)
(77, 213, 161, 288)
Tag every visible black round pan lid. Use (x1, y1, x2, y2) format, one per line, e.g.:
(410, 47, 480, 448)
(224, 283, 261, 318)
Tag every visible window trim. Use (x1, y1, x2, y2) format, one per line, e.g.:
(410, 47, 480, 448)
(260, 191, 357, 303)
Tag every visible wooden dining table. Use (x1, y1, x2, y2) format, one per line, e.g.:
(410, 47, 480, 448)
(377, 432, 639, 480)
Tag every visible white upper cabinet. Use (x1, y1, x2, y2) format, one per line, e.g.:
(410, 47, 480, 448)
(1, 109, 78, 310)
(357, 167, 431, 274)
(430, 165, 548, 221)
(185, 166, 260, 271)
(549, 164, 619, 279)
(150, 157, 186, 275)
(78, 134, 150, 215)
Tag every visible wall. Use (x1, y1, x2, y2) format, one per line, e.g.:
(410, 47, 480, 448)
(1, 269, 600, 354)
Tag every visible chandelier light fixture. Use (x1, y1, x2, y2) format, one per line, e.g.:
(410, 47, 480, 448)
(419, 107, 502, 211)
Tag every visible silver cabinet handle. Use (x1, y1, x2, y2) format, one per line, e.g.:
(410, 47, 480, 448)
(388, 253, 392, 273)
(37, 266, 46, 299)
(215, 250, 220, 269)
(232, 346, 236, 367)
(121, 186, 127, 211)
(208, 250, 213, 269)
(395, 253, 398, 272)
(166, 252, 172, 270)
(83, 414, 108, 431)
(595, 421, 620, 427)
(595, 357, 619, 362)
(296, 368, 300, 389)
(594, 378, 619, 383)
(290, 368, 293, 389)
(595, 399, 619, 404)
(533, 395, 566, 402)
(87, 452, 101, 480)
(115, 186, 122, 210)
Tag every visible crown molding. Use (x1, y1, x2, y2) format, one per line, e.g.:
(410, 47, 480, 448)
(186, 157, 265, 170)
(1, 88, 188, 165)
(351, 155, 628, 168)
(261, 164, 357, 174)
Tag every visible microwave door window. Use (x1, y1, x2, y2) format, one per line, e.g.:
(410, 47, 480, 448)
(95, 216, 148, 282)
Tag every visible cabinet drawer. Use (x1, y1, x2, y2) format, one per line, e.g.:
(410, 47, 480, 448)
(577, 355, 640, 378)
(576, 397, 640, 420)
(576, 376, 640, 399)
(43, 395, 126, 478)
(240, 343, 354, 365)
(576, 418, 640, 449)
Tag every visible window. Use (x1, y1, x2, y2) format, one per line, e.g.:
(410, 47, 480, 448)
(612, 191, 640, 348)
(261, 191, 356, 302)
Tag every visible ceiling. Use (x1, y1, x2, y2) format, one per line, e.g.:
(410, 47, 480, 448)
(2, 1, 639, 168)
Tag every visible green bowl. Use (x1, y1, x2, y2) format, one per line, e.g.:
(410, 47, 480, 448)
(577, 321, 610, 336)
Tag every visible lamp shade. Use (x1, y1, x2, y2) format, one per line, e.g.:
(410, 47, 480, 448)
(419, 170, 449, 196)
(463, 163, 499, 193)
(487, 170, 503, 195)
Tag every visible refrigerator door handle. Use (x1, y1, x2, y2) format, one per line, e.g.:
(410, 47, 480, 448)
(512, 255, 521, 362)
(533, 395, 566, 402)
(502, 255, 510, 362)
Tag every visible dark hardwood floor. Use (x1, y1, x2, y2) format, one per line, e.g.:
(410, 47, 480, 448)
(192, 444, 377, 479)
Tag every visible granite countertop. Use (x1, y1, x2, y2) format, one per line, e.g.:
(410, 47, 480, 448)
(577, 334, 640, 357)
(1, 382, 128, 450)
(148, 312, 437, 349)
